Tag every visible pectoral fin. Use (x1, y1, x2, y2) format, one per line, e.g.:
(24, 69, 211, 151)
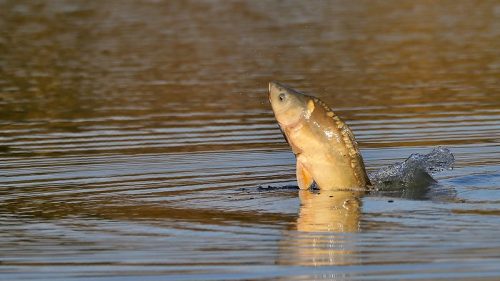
(296, 158, 314, 190)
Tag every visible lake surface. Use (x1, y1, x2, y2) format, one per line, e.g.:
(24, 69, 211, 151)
(1, 1, 499, 280)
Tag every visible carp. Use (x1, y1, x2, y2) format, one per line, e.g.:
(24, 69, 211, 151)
(268, 82, 370, 190)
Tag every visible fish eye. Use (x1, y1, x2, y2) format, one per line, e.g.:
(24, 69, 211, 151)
(279, 93, 286, 101)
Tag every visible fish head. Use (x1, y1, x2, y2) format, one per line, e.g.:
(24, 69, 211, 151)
(268, 81, 310, 127)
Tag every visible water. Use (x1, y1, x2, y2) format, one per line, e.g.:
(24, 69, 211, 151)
(369, 146, 454, 193)
(1, 1, 499, 280)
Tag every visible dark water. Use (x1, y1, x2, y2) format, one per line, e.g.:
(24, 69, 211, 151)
(1, 1, 499, 280)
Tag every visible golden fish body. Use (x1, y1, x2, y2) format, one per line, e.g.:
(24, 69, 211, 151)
(268, 82, 370, 190)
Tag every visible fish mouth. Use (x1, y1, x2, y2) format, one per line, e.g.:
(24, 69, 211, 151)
(268, 82, 272, 102)
(268, 81, 277, 101)
(268, 81, 281, 104)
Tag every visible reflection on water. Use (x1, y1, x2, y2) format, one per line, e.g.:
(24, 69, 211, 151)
(296, 191, 362, 233)
(1, 0, 499, 280)
(280, 191, 362, 271)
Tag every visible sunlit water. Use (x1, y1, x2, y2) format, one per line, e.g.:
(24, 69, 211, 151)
(1, 1, 499, 280)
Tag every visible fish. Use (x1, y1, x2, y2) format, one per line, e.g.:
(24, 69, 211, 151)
(268, 82, 370, 190)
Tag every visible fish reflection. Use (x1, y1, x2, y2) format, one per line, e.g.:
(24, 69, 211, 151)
(296, 190, 362, 233)
(279, 190, 363, 274)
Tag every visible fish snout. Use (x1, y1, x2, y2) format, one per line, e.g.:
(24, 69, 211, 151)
(269, 81, 277, 98)
(269, 81, 285, 102)
(269, 81, 283, 94)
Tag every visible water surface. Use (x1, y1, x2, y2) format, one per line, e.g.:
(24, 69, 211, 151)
(1, 1, 499, 280)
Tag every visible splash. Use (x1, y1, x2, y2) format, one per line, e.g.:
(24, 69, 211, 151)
(369, 147, 455, 191)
